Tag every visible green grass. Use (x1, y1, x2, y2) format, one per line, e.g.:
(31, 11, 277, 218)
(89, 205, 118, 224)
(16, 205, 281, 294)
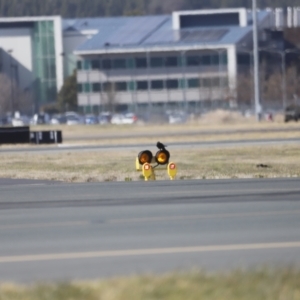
(0, 269, 300, 300)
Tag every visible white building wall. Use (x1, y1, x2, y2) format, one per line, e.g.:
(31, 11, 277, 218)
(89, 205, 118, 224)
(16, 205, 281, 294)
(63, 32, 90, 78)
(0, 28, 33, 89)
(227, 45, 237, 99)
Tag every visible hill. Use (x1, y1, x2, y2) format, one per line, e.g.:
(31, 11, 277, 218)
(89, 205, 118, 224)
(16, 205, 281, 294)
(0, 0, 299, 18)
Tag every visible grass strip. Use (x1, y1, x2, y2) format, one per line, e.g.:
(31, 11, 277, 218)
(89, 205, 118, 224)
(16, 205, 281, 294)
(0, 269, 300, 300)
(0, 145, 300, 182)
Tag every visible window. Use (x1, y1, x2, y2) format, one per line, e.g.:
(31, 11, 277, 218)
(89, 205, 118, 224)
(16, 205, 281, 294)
(135, 57, 147, 68)
(127, 58, 135, 69)
(211, 54, 219, 65)
(137, 81, 148, 90)
(116, 81, 127, 91)
(202, 78, 211, 87)
(113, 59, 126, 69)
(187, 56, 201, 66)
(150, 57, 164, 68)
(91, 59, 100, 69)
(165, 56, 178, 67)
(83, 60, 90, 70)
(211, 77, 220, 87)
(179, 79, 186, 89)
(77, 83, 83, 93)
(77, 61, 83, 70)
(166, 79, 179, 89)
(221, 53, 228, 65)
(202, 55, 211, 66)
(188, 78, 200, 88)
(151, 80, 164, 90)
(92, 83, 101, 92)
(83, 83, 91, 93)
(103, 82, 113, 92)
(102, 59, 111, 70)
(128, 81, 136, 91)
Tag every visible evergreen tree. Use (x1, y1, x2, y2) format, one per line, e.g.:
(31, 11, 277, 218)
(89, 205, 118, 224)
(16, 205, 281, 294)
(57, 71, 77, 112)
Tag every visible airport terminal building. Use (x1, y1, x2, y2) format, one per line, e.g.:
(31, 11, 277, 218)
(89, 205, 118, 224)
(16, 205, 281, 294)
(0, 7, 298, 114)
(0, 16, 63, 112)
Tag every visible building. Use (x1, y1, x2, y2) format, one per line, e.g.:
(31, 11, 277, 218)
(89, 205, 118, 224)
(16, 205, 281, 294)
(0, 16, 63, 112)
(0, 7, 299, 115)
(72, 8, 273, 114)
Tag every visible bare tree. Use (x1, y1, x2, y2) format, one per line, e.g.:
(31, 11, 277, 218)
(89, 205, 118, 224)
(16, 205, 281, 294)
(237, 73, 253, 107)
(101, 82, 118, 113)
(263, 71, 282, 108)
(146, 0, 184, 14)
(0, 73, 12, 115)
(286, 66, 300, 104)
(0, 73, 34, 116)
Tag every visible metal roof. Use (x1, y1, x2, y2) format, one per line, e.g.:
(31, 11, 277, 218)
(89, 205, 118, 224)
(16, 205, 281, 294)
(70, 11, 269, 54)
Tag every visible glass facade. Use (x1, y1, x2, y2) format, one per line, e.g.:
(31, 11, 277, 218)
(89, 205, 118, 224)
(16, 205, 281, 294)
(78, 77, 224, 94)
(32, 20, 57, 105)
(77, 52, 228, 72)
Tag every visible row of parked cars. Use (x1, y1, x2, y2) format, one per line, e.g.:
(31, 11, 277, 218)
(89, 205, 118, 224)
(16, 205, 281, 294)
(0, 111, 139, 126)
(1, 110, 190, 126)
(31, 112, 139, 126)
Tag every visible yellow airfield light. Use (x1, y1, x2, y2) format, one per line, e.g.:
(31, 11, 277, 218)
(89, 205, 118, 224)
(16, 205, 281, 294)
(142, 163, 153, 180)
(167, 162, 177, 180)
(138, 150, 153, 165)
(136, 142, 177, 180)
(155, 149, 170, 165)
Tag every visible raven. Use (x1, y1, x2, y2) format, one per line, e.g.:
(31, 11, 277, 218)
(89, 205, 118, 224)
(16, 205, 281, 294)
(156, 141, 167, 150)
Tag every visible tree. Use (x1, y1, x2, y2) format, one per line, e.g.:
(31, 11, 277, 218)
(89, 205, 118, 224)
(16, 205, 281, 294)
(101, 82, 118, 113)
(0, 73, 33, 116)
(57, 71, 78, 112)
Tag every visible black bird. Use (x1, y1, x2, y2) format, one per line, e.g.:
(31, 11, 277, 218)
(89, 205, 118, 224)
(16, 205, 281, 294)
(156, 141, 167, 150)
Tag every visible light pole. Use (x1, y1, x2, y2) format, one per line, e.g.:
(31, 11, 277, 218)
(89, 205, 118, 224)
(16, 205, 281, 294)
(252, 0, 261, 121)
(7, 49, 14, 114)
(180, 50, 188, 113)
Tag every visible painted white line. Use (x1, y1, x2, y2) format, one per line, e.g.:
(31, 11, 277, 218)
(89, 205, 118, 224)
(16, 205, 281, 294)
(109, 210, 300, 224)
(0, 221, 87, 230)
(1, 241, 300, 264)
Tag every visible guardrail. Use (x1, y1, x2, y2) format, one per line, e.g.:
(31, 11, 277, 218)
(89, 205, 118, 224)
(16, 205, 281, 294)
(0, 127, 63, 145)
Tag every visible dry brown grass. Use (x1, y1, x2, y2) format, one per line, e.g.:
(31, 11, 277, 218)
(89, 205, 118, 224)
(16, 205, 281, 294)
(29, 110, 300, 140)
(1, 110, 300, 182)
(0, 269, 300, 300)
(1, 145, 299, 182)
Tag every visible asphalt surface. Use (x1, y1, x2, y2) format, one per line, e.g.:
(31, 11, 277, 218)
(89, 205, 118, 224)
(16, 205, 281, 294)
(1, 137, 300, 154)
(0, 178, 300, 283)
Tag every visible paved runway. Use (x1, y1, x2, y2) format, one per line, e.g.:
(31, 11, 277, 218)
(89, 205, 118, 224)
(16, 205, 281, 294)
(1, 137, 300, 154)
(0, 178, 300, 283)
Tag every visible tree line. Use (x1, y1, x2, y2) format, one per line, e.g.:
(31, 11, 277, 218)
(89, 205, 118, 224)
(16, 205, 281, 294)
(0, 0, 299, 18)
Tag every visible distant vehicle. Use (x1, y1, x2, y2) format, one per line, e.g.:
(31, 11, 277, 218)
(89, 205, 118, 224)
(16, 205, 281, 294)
(284, 104, 300, 122)
(12, 112, 30, 127)
(30, 113, 50, 125)
(0, 116, 10, 126)
(111, 113, 138, 125)
(65, 112, 83, 125)
(84, 114, 98, 125)
(168, 111, 188, 124)
(98, 112, 112, 125)
(66, 114, 82, 125)
(50, 114, 67, 125)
